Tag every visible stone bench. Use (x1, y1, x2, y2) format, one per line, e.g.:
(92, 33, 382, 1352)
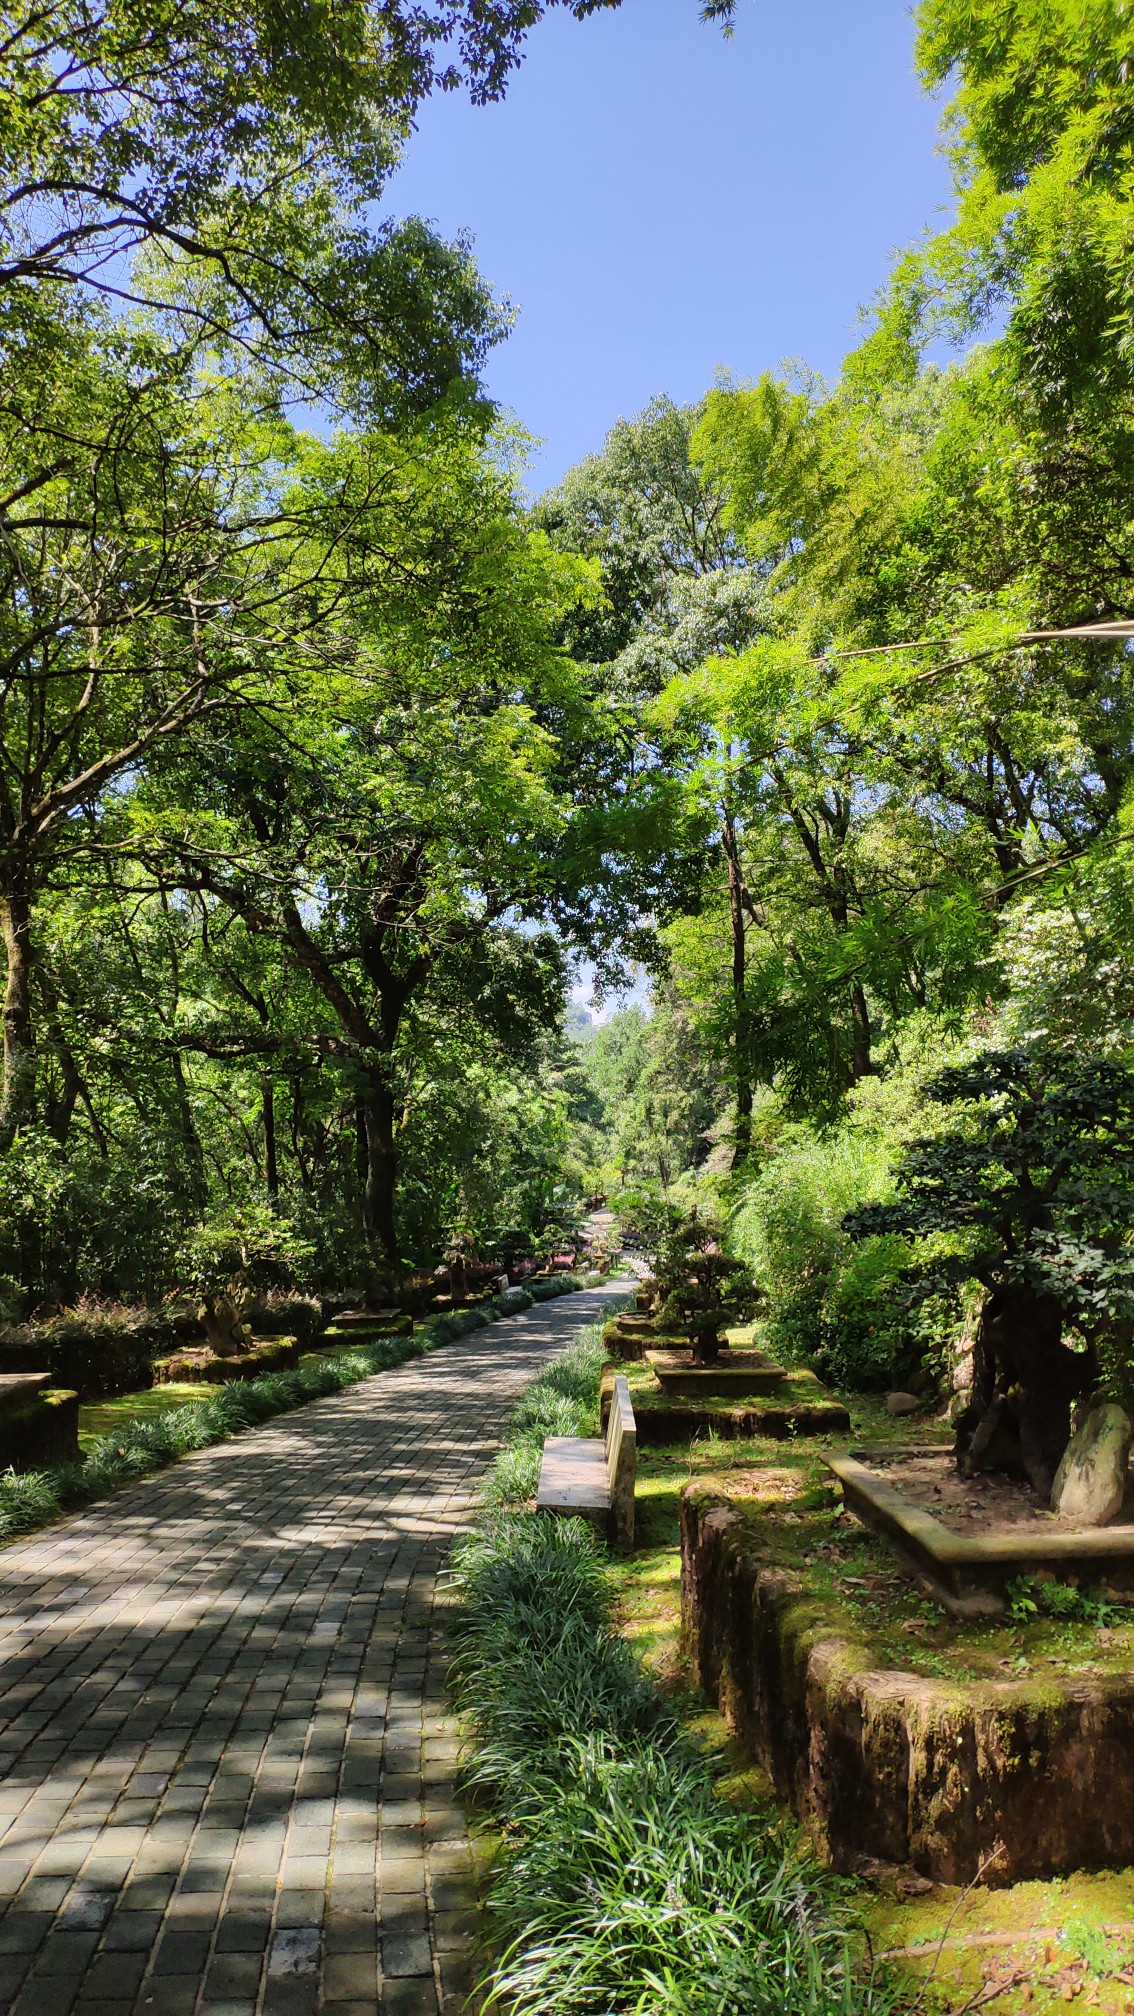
(536, 1373, 636, 1551)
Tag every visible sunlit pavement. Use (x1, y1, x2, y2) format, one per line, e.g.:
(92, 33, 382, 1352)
(0, 1282, 625, 2016)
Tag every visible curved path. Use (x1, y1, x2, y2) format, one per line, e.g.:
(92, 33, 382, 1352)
(0, 1282, 625, 2016)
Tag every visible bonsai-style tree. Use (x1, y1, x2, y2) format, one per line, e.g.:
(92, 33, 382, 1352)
(180, 1206, 316, 1358)
(845, 1049, 1134, 1496)
(651, 1209, 752, 1365)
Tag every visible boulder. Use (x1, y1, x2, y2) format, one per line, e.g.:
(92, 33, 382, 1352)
(1052, 1402, 1133, 1526)
(885, 1391, 920, 1417)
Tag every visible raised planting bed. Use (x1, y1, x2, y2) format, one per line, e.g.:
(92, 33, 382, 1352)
(600, 1360, 849, 1444)
(602, 1314, 657, 1362)
(681, 1459, 1134, 1885)
(321, 1311, 413, 1344)
(645, 1346, 784, 1398)
(152, 1336, 301, 1385)
(0, 1374, 79, 1468)
(826, 1446, 1134, 1617)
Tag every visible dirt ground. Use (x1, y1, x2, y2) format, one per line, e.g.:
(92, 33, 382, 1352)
(868, 1445, 1134, 1538)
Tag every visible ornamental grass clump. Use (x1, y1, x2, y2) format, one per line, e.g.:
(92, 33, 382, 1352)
(449, 1332, 896, 2016)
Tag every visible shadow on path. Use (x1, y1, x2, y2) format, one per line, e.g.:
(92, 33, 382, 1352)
(0, 1282, 626, 2016)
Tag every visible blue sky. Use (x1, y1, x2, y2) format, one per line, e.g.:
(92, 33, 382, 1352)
(385, 0, 955, 493)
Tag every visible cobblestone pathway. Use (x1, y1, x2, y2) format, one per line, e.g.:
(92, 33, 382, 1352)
(0, 1282, 624, 2016)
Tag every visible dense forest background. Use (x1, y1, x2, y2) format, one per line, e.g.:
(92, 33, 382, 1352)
(3, 0, 1134, 1411)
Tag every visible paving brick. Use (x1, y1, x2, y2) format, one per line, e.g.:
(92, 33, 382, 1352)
(153, 1929, 212, 1974)
(202, 1950, 264, 1996)
(324, 1950, 379, 2000)
(135, 1980, 198, 2016)
(213, 1910, 272, 1953)
(382, 1931, 432, 1977)
(380, 1977, 438, 2016)
(11, 1978, 80, 2015)
(36, 1930, 100, 1971)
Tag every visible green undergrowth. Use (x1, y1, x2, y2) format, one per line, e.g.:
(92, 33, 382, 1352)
(79, 1380, 211, 1449)
(864, 1866, 1134, 2013)
(448, 1327, 900, 2014)
(0, 1274, 588, 1546)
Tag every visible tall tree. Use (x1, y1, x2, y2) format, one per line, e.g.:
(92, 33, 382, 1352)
(136, 422, 595, 1271)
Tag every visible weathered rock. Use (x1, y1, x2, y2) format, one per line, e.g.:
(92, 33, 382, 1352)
(951, 1348, 974, 1396)
(885, 1391, 920, 1417)
(1051, 1402, 1132, 1526)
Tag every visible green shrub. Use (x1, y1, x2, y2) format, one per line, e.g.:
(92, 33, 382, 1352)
(251, 1293, 324, 1343)
(730, 1020, 964, 1390)
(528, 1275, 584, 1304)
(0, 1300, 190, 1399)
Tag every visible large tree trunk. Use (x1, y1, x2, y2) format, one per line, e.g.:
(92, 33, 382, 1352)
(0, 887, 35, 1149)
(361, 1073, 399, 1274)
(954, 1285, 1094, 1496)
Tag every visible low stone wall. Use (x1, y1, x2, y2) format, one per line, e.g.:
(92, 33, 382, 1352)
(681, 1485, 1134, 1885)
(0, 1388, 80, 1470)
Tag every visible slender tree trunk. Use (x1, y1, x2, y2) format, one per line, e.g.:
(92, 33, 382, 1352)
(361, 1073, 399, 1273)
(850, 980, 872, 1082)
(263, 1076, 279, 1202)
(290, 1077, 312, 1191)
(722, 814, 753, 1170)
(0, 887, 35, 1149)
(354, 1095, 368, 1201)
(170, 1053, 207, 1207)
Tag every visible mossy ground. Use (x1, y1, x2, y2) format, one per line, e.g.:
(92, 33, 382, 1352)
(77, 1341, 359, 1452)
(78, 1382, 210, 1451)
(608, 1396, 1134, 2014)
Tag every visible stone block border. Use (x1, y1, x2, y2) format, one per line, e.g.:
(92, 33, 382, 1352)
(681, 1484, 1134, 1885)
(826, 1448, 1134, 1616)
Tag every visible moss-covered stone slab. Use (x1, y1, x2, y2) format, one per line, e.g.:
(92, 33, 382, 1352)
(682, 1482, 1134, 1885)
(603, 1317, 655, 1362)
(323, 1313, 412, 1343)
(827, 1449, 1134, 1616)
(328, 1309, 412, 1338)
(0, 1371, 52, 1417)
(152, 1336, 300, 1385)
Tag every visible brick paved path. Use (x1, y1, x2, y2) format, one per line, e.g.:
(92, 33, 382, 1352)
(0, 1283, 624, 2016)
